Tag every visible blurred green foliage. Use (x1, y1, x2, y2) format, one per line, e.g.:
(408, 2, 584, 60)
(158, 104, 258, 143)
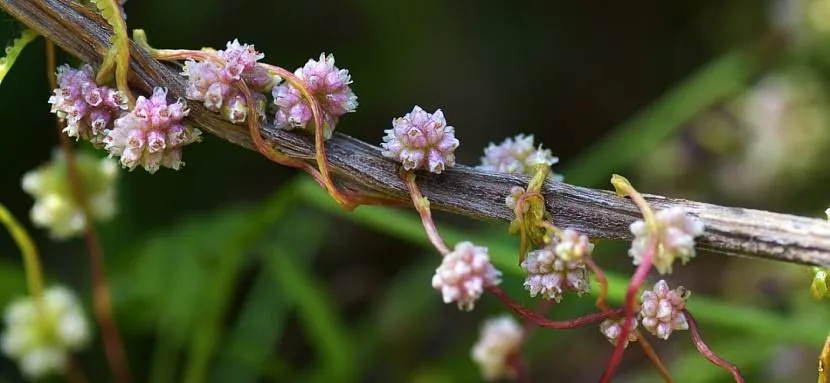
(1, 0, 829, 382)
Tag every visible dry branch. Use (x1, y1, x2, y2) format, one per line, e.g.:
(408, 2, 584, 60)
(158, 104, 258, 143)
(5, 0, 830, 267)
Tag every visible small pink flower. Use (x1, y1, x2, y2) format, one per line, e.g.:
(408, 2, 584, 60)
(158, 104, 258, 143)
(217, 39, 264, 83)
(381, 106, 460, 174)
(105, 87, 200, 173)
(639, 280, 689, 340)
(48, 64, 128, 145)
(431, 242, 502, 311)
(599, 319, 638, 348)
(521, 243, 590, 302)
(272, 53, 358, 138)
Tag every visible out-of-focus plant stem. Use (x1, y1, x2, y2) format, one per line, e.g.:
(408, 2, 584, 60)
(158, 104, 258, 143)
(47, 40, 133, 383)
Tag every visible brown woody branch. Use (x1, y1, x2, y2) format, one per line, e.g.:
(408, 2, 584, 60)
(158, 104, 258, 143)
(5, 0, 830, 267)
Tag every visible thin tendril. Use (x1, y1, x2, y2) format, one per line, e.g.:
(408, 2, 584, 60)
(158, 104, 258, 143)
(636, 330, 675, 383)
(683, 309, 745, 383)
(402, 170, 451, 255)
(487, 286, 622, 329)
(258, 63, 354, 210)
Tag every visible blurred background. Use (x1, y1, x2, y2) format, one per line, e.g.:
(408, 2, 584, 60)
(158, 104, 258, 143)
(1, 0, 830, 381)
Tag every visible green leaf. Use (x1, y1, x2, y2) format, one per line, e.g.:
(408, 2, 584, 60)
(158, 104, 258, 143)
(625, 338, 774, 383)
(563, 49, 760, 186)
(0, 29, 37, 86)
(0, 259, 27, 304)
(181, 189, 298, 383)
(211, 209, 332, 383)
(296, 178, 825, 343)
(128, 206, 250, 383)
(266, 242, 355, 382)
(116, 186, 299, 383)
(349, 255, 439, 379)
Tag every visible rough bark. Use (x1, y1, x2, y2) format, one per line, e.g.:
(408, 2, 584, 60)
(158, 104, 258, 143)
(5, 0, 830, 267)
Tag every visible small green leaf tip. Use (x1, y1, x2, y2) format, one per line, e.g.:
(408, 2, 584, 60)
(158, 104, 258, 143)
(811, 267, 829, 300)
(91, 0, 132, 102)
(0, 29, 38, 86)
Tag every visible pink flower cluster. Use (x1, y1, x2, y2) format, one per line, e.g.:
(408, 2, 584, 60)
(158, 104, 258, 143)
(273, 53, 358, 138)
(521, 243, 590, 302)
(49, 64, 202, 173)
(432, 242, 502, 311)
(104, 88, 200, 173)
(181, 40, 275, 124)
(381, 106, 460, 174)
(639, 280, 689, 340)
(48, 64, 128, 145)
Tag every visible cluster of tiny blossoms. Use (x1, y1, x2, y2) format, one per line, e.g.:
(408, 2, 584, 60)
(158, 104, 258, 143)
(471, 315, 524, 381)
(373, 85, 705, 380)
(48, 64, 128, 146)
(640, 280, 689, 339)
(22, 150, 118, 239)
(182, 43, 359, 140)
(1, 286, 91, 379)
(181, 40, 276, 124)
(49, 65, 201, 173)
(104, 87, 200, 173)
(273, 53, 358, 138)
(381, 106, 460, 173)
(431, 242, 502, 311)
(597, 279, 691, 346)
(629, 207, 705, 274)
(521, 235, 592, 302)
(478, 134, 559, 176)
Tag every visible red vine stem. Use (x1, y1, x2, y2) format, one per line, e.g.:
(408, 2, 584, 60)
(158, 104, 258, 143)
(600, 236, 656, 383)
(683, 309, 745, 383)
(47, 41, 133, 383)
(487, 286, 621, 329)
(584, 253, 673, 382)
(507, 351, 530, 383)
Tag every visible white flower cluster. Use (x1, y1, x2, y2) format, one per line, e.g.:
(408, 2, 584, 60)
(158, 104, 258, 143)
(471, 315, 524, 381)
(22, 150, 119, 239)
(478, 134, 559, 176)
(629, 207, 704, 274)
(1, 286, 91, 379)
